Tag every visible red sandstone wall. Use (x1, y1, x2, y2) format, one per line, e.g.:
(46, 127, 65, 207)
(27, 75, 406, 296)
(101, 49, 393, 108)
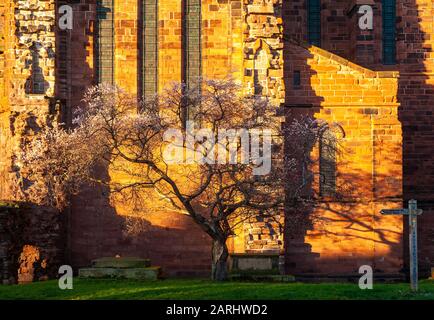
(395, 0, 434, 274)
(0, 0, 432, 277)
(66, 0, 245, 277)
(69, 189, 211, 277)
(282, 0, 433, 276)
(283, 43, 404, 275)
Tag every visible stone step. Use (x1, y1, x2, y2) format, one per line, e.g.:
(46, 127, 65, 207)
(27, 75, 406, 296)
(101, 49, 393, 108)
(79, 266, 161, 280)
(91, 257, 151, 269)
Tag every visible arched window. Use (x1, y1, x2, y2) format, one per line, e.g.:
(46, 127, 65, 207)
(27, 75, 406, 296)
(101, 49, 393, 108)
(382, 0, 396, 65)
(319, 129, 336, 197)
(308, 0, 321, 46)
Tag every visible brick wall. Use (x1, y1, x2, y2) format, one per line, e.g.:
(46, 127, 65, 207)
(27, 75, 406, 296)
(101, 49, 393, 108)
(0, 0, 57, 201)
(0, 0, 432, 278)
(283, 42, 403, 275)
(0, 203, 62, 284)
(280, 0, 433, 276)
(395, 0, 434, 274)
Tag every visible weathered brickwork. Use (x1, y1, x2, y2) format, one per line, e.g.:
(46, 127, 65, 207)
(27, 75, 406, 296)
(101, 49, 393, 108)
(243, 0, 284, 102)
(0, 0, 433, 278)
(202, 0, 243, 81)
(281, 41, 403, 275)
(395, 0, 434, 273)
(158, 0, 182, 89)
(0, 203, 61, 284)
(0, 0, 61, 284)
(0, 0, 57, 198)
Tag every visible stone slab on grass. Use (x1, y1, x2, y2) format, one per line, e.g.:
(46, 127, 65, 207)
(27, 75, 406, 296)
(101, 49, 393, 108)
(229, 253, 281, 275)
(91, 257, 151, 269)
(229, 274, 295, 282)
(79, 266, 161, 280)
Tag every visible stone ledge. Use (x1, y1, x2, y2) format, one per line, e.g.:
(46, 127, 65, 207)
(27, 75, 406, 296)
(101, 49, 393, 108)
(79, 267, 161, 281)
(229, 274, 295, 282)
(91, 257, 151, 269)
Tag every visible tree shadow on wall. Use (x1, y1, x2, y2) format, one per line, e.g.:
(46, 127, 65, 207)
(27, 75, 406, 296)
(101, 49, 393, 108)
(68, 178, 212, 278)
(282, 0, 325, 275)
(395, 0, 434, 276)
(283, 113, 405, 276)
(281, 1, 406, 277)
(52, 1, 213, 278)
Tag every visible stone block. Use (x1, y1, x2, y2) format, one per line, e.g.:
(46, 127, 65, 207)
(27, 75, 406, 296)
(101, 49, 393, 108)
(230, 274, 295, 282)
(91, 257, 151, 269)
(230, 253, 281, 275)
(79, 266, 161, 280)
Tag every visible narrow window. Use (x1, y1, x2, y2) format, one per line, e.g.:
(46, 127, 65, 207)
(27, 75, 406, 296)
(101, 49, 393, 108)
(293, 70, 301, 87)
(140, 0, 158, 99)
(182, 0, 202, 121)
(308, 0, 321, 46)
(319, 130, 337, 197)
(95, 0, 115, 84)
(56, 0, 70, 100)
(382, 0, 396, 65)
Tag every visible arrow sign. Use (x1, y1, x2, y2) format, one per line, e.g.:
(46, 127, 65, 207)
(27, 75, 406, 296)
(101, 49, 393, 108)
(380, 209, 422, 216)
(380, 209, 408, 215)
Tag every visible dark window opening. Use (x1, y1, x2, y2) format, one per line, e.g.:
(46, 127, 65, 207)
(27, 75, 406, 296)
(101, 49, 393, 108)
(95, 0, 115, 85)
(308, 0, 321, 47)
(382, 0, 396, 65)
(319, 130, 337, 197)
(182, 0, 202, 123)
(140, 0, 158, 99)
(293, 70, 301, 87)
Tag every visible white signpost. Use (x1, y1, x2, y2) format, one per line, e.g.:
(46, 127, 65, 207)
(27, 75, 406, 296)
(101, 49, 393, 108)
(381, 199, 423, 292)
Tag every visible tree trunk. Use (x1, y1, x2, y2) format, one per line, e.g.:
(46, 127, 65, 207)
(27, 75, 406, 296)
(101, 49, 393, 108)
(211, 238, 229, 281)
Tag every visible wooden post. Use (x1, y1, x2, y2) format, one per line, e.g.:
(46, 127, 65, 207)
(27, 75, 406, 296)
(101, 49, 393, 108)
(380, 199, 423, 292)
(408, 199, 419, 292)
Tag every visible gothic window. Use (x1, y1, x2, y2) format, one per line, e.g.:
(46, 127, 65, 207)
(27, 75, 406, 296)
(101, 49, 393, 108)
(140, 0, 158, 99)
(182, 0, 202, 121)
(95, 0, 114, 84)
(293, 70, 301, 88)
(308, 0, 321, 47)
(319, 129, 337, 197)
(382, 0, 396, 65)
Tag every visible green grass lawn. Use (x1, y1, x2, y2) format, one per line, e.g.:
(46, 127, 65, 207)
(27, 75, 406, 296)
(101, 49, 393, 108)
(0, 279, 433, 300)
